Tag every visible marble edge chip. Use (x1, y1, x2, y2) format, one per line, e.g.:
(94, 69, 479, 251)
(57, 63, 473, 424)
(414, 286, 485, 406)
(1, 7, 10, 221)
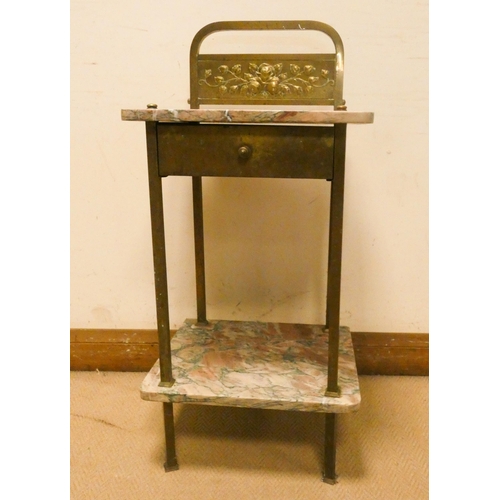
(121, 109, 374, 124)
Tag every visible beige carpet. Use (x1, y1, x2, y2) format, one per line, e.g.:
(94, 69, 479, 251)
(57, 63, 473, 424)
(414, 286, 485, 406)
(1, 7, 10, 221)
(71, 372, 428, 499)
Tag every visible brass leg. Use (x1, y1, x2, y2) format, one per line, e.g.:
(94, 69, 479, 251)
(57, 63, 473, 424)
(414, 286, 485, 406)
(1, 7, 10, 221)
(163, 403, 179, 472)
(325, 123, 347, 397)
(192, 176, 208, 325)
(323, 413, 337, 484)
(145, 121, 175, 387)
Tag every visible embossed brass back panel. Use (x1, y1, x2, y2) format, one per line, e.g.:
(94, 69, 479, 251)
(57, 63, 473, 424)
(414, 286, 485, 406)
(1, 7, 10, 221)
(190, 21, 345, 109)
(197, 54, 337, 106)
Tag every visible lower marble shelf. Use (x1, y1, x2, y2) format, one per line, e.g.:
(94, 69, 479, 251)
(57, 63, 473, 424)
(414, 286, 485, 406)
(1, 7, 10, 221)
(141, 319, 360, 413)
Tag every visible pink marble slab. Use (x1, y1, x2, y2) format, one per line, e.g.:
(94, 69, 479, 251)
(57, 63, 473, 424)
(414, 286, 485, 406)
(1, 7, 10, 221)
(121, 108, 374, 124)
(141, 320, 360, 413)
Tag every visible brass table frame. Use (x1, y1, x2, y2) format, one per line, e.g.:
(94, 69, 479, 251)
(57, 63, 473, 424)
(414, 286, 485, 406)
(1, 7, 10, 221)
(122, 20, 374, 484)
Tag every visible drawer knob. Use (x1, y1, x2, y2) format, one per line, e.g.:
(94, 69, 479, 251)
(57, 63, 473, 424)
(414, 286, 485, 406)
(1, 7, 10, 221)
(238, 145, 252, 160)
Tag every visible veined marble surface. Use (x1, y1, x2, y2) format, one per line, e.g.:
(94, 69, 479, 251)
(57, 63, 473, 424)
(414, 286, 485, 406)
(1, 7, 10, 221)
(141, 320, 360, 413)
(121, 108, 374, 124)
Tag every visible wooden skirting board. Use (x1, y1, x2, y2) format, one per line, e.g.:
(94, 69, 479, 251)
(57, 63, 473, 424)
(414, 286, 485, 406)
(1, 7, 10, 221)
(70, 328, 428, 376)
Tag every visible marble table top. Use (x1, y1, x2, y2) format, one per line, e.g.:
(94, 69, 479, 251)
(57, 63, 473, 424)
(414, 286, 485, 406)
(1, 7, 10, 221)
(121, 108, 374, 124)
(141, 320, 360, 413)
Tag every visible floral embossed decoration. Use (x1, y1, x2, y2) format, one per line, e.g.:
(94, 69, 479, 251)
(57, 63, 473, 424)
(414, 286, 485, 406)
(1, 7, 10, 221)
(199, 62, 334, 98)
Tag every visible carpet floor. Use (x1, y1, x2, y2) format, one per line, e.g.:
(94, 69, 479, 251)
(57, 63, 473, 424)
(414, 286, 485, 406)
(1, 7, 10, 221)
(71, 372, 428, 499)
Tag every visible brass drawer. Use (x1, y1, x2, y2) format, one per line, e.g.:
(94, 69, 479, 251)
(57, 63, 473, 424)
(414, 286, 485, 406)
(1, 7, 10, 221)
(157, 123, 335, 179)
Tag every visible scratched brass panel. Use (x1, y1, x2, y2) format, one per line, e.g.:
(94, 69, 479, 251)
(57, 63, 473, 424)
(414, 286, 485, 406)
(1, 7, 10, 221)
(157, 123, 334, 179)
(196, 54, 337, 106)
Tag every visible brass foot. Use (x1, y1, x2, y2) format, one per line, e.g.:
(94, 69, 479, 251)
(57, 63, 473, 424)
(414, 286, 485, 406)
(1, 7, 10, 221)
(164, 461, 179, 473)
(322, 474, 338, 485)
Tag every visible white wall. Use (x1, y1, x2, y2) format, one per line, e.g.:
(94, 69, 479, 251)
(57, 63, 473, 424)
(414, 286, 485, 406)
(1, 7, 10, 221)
(70, 0, 428, 332)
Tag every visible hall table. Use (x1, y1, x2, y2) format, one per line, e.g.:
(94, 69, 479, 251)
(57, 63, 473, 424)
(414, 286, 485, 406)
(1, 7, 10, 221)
(122, 106, 373, 483)
(121, 14, 374, 488)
